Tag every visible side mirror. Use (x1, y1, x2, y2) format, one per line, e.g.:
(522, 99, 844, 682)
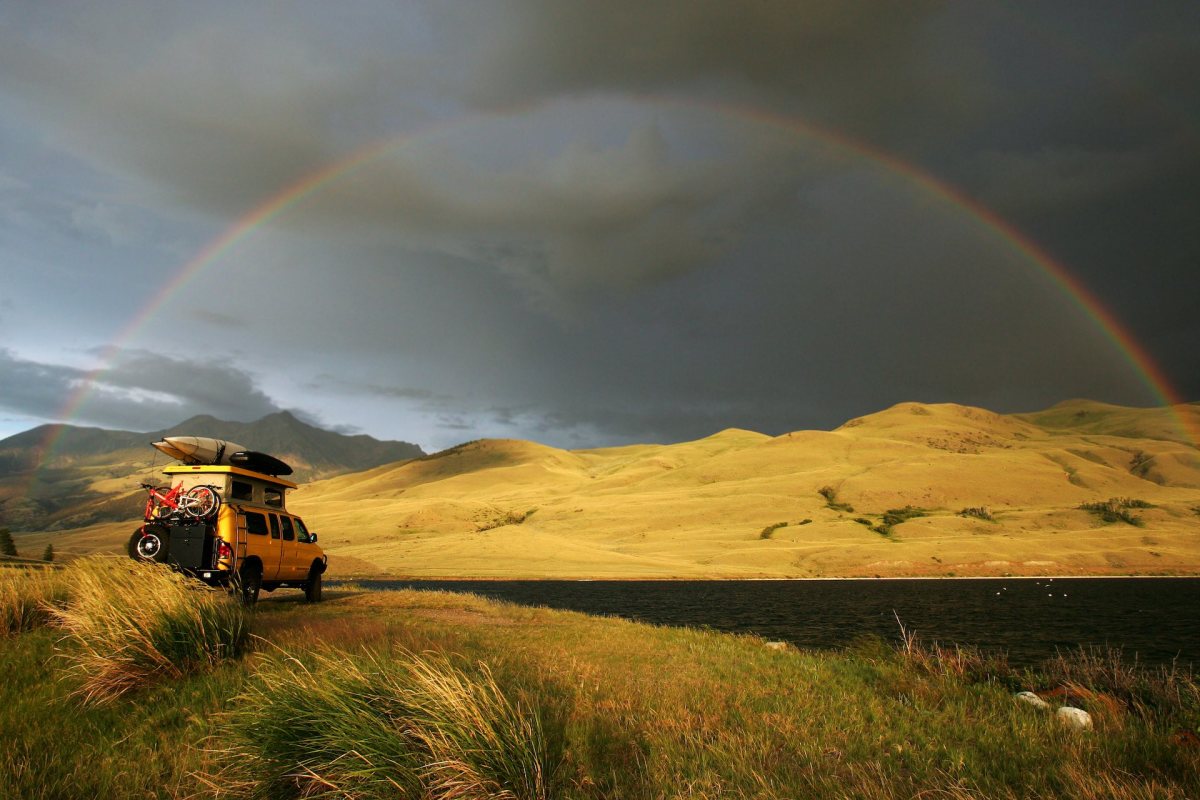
(309, 533, 318, 544)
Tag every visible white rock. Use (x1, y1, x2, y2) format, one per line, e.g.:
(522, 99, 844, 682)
(1056, 706, 1093, 730)
(1015, 691, 1050, 710)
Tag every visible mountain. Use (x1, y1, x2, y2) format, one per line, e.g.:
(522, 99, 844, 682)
(8, 400, 1200, 579)
(0, 412, 423, 532)
(156, 411, 424, 478)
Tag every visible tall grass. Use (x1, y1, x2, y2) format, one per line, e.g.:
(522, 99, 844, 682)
(0, 565, 70, 635)
(212, 646, 554, 800)
(1038, 645, 1200, 725)
(50, 557, 248, 704)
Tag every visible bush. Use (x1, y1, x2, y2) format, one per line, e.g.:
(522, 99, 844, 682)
(50, 558, 248, 704)
(881, 506, 927, 528)
(1129, 450, 1154, 478)
(860, 506, 929, 537)
(0, 528, 16, 558)
(958, 506, 994, 521)
(213, 647, 554, 800)
(1079, 498, 1149, 526)
(818, 485, 853, 513)
(0, 567, 70, 635)
(479, 508, 538, 532)
(759, 521, 788, 540)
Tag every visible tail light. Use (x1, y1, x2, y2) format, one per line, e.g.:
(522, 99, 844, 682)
(216, 539, 233, 562)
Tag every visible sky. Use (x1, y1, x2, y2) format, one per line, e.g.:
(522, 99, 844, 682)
(0, 1, 1197, 452)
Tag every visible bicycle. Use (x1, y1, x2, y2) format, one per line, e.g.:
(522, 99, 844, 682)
(141, 482, 222, 522)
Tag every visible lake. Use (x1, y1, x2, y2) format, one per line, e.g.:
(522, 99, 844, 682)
(341, 577, 1200, 668)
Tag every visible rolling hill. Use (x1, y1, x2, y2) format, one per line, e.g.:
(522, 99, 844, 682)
(7, 400, 1200, 578)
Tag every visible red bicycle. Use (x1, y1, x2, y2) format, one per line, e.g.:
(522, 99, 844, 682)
(141, 482, 221, 521)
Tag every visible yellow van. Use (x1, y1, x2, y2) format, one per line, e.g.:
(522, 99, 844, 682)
(129, 463, 327, 604)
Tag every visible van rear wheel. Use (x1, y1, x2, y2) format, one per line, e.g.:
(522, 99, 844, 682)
(235, 563, 262, 606)
(303, 567, 322, 603)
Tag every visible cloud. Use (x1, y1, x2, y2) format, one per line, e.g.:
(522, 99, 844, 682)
(432, 1, 965, 132)
(0, 350, 81, 423)
(0, 3, 861, 311)
(305, 375, 451, 405)
(69, 201, 141, 245)
(188, 309, 245, 328)
(1, 1, 1196, 448)
(0, 348, 283, 431)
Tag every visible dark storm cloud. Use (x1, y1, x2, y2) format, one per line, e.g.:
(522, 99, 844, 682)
(0, 349, 282, 431)
(0, 7, 808, 307)
(304, 375, 450, 405)
(433, 1, 965, 132)
(0, 350, 80, 422)
(1, 1, 1196, 447)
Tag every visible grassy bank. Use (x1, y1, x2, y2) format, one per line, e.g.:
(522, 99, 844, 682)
(2, 565, 1198, 798)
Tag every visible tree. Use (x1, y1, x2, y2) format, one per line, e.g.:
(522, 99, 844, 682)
(0, 527, 16, 558)
(42, 543, 54, 563)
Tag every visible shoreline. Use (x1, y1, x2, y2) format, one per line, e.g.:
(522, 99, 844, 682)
(330, 572, 1200, 583)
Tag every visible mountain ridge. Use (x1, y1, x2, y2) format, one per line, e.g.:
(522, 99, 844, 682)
(0, 411, 424, 531)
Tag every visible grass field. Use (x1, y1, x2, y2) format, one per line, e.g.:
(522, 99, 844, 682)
(2, 560, 1198, 799)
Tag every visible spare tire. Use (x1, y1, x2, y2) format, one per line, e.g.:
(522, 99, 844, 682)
(129, 524, 169, 563)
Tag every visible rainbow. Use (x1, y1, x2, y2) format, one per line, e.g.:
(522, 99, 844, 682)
(34, 99, 1197, 462)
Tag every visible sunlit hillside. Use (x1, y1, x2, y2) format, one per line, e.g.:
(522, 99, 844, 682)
(17, 400, 1200, 578)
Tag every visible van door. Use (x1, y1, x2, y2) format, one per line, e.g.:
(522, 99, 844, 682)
(277, 515, 303, 579)
(264, 513, 284, 579)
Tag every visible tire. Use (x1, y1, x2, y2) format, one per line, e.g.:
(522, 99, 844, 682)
(182, 486, 221, 520)
(130, 525, 169, 563)
(235, 562, 262, 606)
(303, 567, 323, 603)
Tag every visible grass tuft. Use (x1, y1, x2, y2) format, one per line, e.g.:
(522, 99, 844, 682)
(212, 646, 554, 799)
(893, 613, 1013, 685)
(0, 566, 71, 635)
(1037, 646, 1200, 724)
(50, 557, 248, 704)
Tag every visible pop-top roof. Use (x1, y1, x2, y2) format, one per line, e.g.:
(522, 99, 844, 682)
(163, 463, 298, 490)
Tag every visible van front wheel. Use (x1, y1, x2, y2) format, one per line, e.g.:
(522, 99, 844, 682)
(303, 567, 322, 603)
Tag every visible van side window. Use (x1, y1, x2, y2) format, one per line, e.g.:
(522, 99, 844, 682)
(264, 487, 284, 508)
(231, 480, 253, 501)
(269, 514, 280, 539)
(244, 512, 268, 536)
(279, 516, 295, 541)
(295, 518, 311, 543)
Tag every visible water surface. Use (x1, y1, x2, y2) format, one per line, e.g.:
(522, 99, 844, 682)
(341, 577, 1200, 667)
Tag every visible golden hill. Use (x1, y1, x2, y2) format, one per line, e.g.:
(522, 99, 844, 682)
(19, 400, 1200, 578)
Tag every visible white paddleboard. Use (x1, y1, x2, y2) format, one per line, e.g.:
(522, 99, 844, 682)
(152, 436, 249, 465)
